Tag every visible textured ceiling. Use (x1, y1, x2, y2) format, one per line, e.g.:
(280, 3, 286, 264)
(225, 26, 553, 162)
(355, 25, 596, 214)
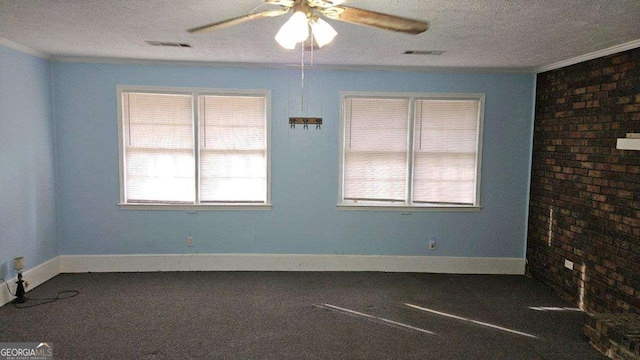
(1, 0, 640, 71)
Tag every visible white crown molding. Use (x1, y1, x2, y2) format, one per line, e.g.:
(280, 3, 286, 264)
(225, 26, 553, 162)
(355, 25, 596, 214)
(3, 35, 639, 74)
(0, 37, 50, 59)
(534, 38, 640, 73)
(50, 55, 533, 74)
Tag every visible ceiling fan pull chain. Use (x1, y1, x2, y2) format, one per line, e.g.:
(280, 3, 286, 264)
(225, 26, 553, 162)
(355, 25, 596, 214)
(301, 41, 305, 112)
(310, 32, 314, 66)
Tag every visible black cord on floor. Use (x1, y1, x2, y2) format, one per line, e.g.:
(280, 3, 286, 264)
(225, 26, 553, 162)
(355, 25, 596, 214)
(0, 277, 15, 296)
(1, 277, 79, 309)
(13, 290, 80, 309)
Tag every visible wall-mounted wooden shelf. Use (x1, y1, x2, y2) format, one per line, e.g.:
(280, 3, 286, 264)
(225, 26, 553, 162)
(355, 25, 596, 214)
(616, 133, 640, 150)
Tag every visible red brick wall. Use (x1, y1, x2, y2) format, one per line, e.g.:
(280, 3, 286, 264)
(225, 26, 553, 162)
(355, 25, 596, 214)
(527, 47, 640, 314)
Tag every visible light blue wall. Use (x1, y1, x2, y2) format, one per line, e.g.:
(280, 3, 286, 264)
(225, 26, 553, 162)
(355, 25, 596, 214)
(0, 46, 57, 278)
(52, 61, 535, 258)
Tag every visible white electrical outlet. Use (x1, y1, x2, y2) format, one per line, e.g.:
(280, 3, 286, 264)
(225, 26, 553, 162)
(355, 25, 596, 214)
(564, 259, 574, 270)
(187, 236, 194, 247)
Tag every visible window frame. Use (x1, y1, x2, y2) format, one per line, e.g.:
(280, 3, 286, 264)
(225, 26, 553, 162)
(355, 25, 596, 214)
(338, 91, 485, 212)
(116, 85, 271, 211)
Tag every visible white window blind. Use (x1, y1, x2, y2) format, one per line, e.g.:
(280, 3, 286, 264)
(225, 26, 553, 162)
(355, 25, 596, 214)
(413, 100, 479, 205)
(118, 87, 270, 207)
(122, 92, 195, 203)
(199, 95, 267, 203)
(343, 97, 409, 202)
(340, 93, 483, 209)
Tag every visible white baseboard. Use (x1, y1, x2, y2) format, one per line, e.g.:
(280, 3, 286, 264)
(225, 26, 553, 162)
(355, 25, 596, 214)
(0, 256, 60, 307)
(60, 254, 525, 275)
(1, 254, 525, 307)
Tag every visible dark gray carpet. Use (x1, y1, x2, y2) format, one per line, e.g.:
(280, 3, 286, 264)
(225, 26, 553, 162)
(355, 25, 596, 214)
(0, 272, 606, 360)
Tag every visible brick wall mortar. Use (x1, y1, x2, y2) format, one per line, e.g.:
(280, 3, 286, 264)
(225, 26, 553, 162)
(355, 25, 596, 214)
(527, 47, 640, 314)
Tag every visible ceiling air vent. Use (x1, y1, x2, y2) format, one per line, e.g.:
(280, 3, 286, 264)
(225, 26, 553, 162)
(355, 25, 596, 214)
(403, 50, 446, 55)
(145, 41, 191, 48)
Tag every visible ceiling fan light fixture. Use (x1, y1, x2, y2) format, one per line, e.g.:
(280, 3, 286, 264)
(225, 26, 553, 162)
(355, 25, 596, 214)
(310, 18, 337, 48)
(275, 31, 298, 49)
(275, 10, 309, 49)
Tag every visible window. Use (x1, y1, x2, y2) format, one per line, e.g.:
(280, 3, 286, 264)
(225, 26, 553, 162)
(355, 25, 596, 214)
(339, 92, 484, 210)
(117, 86, 270, 209)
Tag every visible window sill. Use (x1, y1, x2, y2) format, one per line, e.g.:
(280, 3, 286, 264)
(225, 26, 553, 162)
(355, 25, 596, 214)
(119, 203, 272, 211)
(337, 204, 481, 212)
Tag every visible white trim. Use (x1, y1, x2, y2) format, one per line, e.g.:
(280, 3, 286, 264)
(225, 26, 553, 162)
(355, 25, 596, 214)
(522, 75, 537, 258)
(338, 94, 347, 205)
(118, 203, 272, 211)
(116, 85, 268, 97)
(194, 93, 200, 203)
(265, 93, 272, 206)
(51, 55, 533, 74)
(475, 94, 486, 207)
(534, 39, 640, 73)
(0, 257, 60, 308)
(116, 86, 126, 204)
(616, 138, 640, 151)
(406, 96, 416, 204)
(337, 205, 481, 212)
(59, 254, 525, 274)
(0, 37, 50, 59)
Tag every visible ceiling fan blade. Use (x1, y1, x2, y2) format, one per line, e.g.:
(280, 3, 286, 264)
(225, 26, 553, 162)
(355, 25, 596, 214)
(188, 9, 289, 33)
(333, 6, 428, 35)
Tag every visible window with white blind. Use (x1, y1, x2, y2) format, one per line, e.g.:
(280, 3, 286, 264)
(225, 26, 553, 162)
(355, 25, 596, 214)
(340, 92, 484, 210)
(117, 86, 270, 209)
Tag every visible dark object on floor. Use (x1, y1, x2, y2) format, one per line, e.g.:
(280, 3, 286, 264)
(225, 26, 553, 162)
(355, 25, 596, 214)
(584, 313, 640, 359)
(13, 272, 27, 303)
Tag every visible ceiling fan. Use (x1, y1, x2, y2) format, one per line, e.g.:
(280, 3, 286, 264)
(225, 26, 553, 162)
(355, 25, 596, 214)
(188, 0, 428, 49)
